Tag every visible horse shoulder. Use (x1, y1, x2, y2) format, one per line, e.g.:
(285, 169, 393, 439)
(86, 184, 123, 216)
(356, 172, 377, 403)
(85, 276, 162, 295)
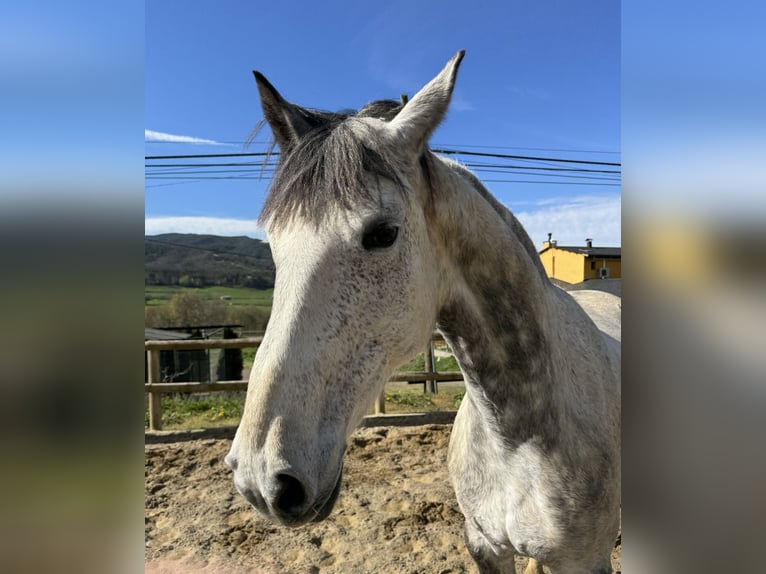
(449, 395, 569, 560)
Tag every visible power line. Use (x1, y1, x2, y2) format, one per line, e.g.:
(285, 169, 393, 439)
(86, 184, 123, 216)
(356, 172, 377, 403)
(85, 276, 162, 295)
(146, 152, 272, 160)
(146, 176, 266, 180)
(430, 149, 621, 166)
(481, 179, 620, 186)
(146, 139, 620, 155)
(146, 161, 619, 175)
(147, 163, 274, 169)
(146, 149, 621, 167)
(462, 162, 620, 174)
(469, 169, 619, 182)
(145, 146, 622, 190)
(433, 143, 620, 155)
(146, 168, 619, 183)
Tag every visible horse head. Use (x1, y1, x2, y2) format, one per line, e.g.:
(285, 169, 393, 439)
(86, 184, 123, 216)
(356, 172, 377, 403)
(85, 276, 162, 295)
(226, 51, 464, 525)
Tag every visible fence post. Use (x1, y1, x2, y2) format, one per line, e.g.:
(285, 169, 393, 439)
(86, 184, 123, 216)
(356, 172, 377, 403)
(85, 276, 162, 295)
(147, 348, 162, 431)
(374, 389, 386, 414)
(424, 339, 437, 394)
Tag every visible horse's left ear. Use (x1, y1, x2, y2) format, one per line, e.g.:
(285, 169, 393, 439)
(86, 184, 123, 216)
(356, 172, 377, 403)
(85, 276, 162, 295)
(387, 50, 465, 154)
(253, 71, 313, 153)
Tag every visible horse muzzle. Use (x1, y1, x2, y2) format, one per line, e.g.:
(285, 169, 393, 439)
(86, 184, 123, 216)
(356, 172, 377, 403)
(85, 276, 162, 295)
(225, 452, 344, 526)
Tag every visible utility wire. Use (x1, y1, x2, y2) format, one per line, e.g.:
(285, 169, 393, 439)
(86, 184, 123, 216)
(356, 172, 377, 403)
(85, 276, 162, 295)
(480, 180, 620, 186)
(146, 161, 619, 175)
(146, 152, 272, 160)
(145, 147, 622, 189)
(146, 139, 620, 155)
(145, 176, 621, 187)
(430, 149, 621, 166)
(146, 150, 621, 167)
(433, 143, 620, 155)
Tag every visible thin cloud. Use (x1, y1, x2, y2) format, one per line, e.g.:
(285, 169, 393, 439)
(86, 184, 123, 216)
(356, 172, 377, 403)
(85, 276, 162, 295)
(145, 129, 227, 146)
(145, 216, 266, 240)
(513, 194, 621, 248)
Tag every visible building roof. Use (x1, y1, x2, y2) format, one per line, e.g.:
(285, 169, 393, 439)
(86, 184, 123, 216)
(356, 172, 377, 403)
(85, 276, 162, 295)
(541, 245, 621, 258)
(144, 327, 193, 341)
(144, 324, 245, 341)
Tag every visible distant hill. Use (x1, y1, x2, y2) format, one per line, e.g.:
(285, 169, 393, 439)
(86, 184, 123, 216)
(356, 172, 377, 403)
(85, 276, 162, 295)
(145, 233, 275, 288)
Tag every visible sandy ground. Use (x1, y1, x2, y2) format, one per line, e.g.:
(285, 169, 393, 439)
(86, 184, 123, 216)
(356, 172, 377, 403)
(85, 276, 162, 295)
(145, 424, 620, 573)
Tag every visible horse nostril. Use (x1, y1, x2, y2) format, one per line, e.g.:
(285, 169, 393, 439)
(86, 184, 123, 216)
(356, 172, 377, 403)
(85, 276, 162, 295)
(275, 473, 307, 516)
(224, 453, 238, 471)
(240, 486, 266, 512)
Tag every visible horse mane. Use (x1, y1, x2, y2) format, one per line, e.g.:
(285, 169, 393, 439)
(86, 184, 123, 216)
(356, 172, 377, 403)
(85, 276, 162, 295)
(258, 100, 407, 229)
(257, 98, 548, 282)
(439, 157, 550, 280)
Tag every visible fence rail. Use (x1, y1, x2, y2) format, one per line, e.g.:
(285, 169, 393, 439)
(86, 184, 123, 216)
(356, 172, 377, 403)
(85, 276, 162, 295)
(145, 334, 463, 430)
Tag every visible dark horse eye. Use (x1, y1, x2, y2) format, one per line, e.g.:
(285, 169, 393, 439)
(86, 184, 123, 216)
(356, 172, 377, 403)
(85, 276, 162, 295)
(362, 222, 399, 250)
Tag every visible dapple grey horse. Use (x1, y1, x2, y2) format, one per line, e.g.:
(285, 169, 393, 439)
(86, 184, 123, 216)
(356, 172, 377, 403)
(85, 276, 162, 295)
(226, 51, 621, 573)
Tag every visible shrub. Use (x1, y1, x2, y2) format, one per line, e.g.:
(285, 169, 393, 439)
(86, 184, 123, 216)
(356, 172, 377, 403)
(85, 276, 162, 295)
(227, 305, 271, 331)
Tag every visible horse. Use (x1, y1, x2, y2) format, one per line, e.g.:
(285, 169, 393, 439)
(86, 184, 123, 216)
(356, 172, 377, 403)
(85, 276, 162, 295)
(225, 51, 621, 574)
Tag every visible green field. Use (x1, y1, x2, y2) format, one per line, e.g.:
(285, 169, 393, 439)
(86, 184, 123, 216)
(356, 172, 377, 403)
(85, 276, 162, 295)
(144, 348, 464, 430)
(145, 285, 273, 309)
(145, 383, 465, 431)
(398, 350, 459, 373)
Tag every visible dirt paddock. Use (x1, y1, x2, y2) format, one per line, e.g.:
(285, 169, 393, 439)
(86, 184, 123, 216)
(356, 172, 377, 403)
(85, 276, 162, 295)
(145, 422, 620, 573)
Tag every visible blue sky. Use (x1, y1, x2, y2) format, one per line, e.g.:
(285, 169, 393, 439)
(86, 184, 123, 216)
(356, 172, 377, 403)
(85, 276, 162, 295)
(146, 0, 620, 247)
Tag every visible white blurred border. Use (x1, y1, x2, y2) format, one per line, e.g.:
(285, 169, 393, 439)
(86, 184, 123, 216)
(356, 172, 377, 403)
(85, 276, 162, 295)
(624, 2, 766, 572)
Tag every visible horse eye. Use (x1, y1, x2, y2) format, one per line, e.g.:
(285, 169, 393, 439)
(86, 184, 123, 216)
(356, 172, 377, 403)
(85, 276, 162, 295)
(362, 222, 399, 250)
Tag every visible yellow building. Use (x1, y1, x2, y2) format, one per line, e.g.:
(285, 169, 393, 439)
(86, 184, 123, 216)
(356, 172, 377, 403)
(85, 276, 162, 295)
(538, 237, 621, 284)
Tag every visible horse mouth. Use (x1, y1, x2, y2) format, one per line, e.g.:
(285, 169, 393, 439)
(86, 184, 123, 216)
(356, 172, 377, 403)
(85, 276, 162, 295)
(311, 464, 344, 523)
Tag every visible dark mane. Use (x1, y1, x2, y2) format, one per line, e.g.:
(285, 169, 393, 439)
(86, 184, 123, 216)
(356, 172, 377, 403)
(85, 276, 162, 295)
(258, 100, 406, 228)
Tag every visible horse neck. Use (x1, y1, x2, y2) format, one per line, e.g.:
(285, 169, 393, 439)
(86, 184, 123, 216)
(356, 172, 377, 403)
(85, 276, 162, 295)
(425, 156, 559, 445)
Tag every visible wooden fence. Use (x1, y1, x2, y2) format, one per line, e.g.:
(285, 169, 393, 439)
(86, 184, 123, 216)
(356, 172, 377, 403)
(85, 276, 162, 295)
(145, 335, 464, 430)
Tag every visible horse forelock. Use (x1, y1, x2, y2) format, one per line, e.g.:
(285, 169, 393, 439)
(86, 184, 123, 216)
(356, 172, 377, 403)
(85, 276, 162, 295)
(258, 100, 410, 230)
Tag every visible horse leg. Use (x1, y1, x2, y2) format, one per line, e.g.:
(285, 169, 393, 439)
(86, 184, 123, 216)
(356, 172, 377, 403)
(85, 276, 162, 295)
(463, 521, 516, 573)
(522, 557, 545, 574)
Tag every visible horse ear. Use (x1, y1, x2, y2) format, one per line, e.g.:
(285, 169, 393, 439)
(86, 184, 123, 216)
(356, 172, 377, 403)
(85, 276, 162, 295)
(253, 71, 313, 153)
(388, 50, 465, 153)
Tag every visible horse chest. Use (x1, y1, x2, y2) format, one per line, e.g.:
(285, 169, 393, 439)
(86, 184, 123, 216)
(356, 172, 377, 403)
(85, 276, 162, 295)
(448, 398, 565, 558)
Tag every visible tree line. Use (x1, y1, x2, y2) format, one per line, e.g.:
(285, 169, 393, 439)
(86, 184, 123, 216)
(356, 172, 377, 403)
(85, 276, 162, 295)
(145, 234, 276, 289)
(145, 291, 271, 332)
